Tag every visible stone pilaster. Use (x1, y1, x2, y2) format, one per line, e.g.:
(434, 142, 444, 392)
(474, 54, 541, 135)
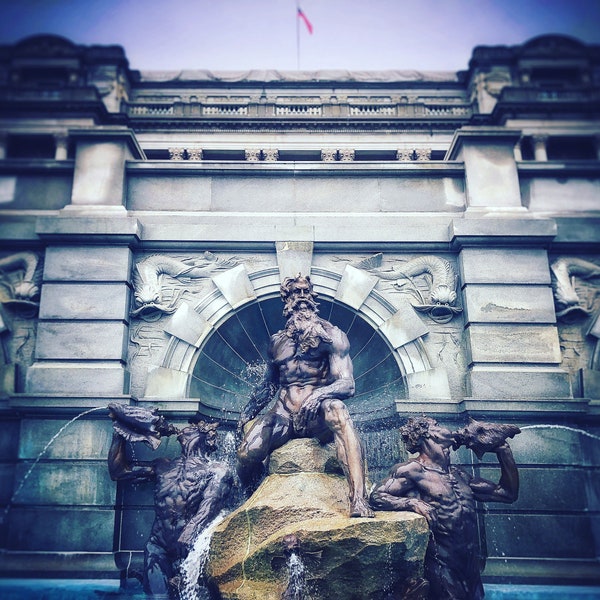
(67, 128, 144, 210)
(25, 214, 140, 400)
(458, 246, 571, 400)
(446, 127, 523, 210)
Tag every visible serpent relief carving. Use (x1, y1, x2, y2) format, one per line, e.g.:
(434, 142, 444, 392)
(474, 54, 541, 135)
(361, 253, 462, 323)
(550, 257, 600, 319)
(131, 252, 239, 321)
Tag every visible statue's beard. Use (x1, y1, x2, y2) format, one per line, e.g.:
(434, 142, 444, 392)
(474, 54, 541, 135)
(285, 305, 332, 354)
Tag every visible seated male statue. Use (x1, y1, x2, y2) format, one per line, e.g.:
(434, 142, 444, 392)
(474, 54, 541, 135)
(108, 405, 233, 597)
(370, 416, 520, 600)
(236, 274, 374, 518)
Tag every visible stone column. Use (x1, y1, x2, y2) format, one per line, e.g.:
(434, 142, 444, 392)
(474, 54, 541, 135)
(532, 135, 548, 161)
(446, 127, 523, 210)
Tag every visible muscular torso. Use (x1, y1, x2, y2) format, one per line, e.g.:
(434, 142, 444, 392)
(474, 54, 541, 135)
(150, 456, 212, 547)
(387, 461, 478, 547)
(270, 330, 334, 414)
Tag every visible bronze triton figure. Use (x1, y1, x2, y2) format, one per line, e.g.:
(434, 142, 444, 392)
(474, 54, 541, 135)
(370, 416, 520, 600)
(107, 404, 233, 598)
(236, 274, 374, 518)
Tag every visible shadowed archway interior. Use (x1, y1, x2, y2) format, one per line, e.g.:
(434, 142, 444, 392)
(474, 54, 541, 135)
(189, 296, 406, 423)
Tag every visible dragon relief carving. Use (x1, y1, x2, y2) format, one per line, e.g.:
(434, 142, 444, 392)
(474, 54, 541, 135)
(131, 252, 239, 321)
(358, 253, 462, 324)
(0, 252, 41, 316)
(550, 257, 600, 319)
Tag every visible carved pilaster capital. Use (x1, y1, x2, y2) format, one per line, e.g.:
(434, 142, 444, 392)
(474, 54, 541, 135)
(168, 147, 185, 160)
(186, 147, 203, 161)
(338, 149, 355, 162)
(396, 149, 414, 161)
(415, 148, 432, 161)
(263, 149, 279, 162)
(321, 149, 337, 162)
(245, 148, 261, 161)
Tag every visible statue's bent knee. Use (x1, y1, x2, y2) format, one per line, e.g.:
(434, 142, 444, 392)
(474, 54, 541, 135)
(323, 399, 350, 425)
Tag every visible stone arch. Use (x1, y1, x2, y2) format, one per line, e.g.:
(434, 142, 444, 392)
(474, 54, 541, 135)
(144, 266, 444, 418)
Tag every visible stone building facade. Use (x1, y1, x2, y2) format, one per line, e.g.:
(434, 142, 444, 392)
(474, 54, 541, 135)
(0, 33, 599, 585)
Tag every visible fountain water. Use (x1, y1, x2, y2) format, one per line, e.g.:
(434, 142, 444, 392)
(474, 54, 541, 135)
(283, 552, 309, 600)
(520, 424, 600, 442)
(178, 510, 229, 600)
(1, 405, 107, 524)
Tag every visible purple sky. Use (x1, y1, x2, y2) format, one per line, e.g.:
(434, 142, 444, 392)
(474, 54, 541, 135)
(0, 0, 599, 72)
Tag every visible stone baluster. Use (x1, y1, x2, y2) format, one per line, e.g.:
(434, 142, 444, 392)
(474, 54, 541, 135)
(54, 132, 69, 161)
(532, 135, 548, 161)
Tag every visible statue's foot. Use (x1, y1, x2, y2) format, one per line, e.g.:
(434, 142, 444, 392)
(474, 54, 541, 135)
(349, 496, 375, 518)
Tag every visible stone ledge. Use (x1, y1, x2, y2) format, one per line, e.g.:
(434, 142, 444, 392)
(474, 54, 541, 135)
(450, 217, 557, 249)
(35, 214, 142, 243)
(0, 551, 118, 578)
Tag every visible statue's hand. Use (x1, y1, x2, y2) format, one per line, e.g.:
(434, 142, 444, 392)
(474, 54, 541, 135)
(294, 395, 321, 435)
(409, 499, 437, 527)
(300, 394, 321, 421)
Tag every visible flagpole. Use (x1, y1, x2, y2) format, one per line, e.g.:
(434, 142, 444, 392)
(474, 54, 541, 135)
(296, 0, 300, 69)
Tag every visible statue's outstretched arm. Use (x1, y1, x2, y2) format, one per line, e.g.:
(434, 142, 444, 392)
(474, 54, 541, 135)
(470, 443, 519, 503)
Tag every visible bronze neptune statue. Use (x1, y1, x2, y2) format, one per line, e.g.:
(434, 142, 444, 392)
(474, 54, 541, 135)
(236, 274, 374, 518)
(107, 403, 233, 598)
(370, 417, 520, 600)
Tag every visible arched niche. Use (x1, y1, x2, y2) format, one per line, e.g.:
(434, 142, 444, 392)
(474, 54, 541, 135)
(146, 267, 435, 422)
